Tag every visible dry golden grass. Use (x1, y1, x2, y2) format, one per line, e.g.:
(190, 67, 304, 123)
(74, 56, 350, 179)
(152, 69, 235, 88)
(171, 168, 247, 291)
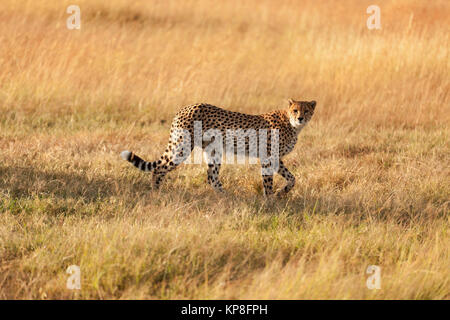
(0, 0, 449, 299)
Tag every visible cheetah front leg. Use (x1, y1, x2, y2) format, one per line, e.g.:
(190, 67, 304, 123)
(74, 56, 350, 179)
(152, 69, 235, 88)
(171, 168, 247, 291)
(261, 160, 274, 196)
(276, 160, 296, 197)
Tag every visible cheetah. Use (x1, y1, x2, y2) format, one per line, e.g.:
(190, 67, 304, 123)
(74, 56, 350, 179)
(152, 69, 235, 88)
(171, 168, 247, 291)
(121, 99, 316, 196)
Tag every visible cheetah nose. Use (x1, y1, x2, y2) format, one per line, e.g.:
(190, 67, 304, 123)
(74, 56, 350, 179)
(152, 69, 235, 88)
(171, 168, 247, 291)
(298, 117, 304, 122)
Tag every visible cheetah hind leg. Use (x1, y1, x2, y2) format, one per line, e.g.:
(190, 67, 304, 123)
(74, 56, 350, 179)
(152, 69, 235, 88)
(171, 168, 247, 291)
(121, 135, 192, 190)
(203, 151, 224, 193)
(151, 139, 193, 189)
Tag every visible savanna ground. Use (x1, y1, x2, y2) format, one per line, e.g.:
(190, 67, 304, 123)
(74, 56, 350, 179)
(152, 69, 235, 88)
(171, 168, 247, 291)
(0, 0, 449, 299)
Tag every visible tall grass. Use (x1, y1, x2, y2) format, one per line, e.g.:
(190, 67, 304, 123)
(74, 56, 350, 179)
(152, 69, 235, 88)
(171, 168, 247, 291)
(0, 0, 448, 299)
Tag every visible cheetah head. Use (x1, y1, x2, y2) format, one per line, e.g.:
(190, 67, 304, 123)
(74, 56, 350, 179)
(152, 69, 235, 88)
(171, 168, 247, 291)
(287, 99, 316, 130)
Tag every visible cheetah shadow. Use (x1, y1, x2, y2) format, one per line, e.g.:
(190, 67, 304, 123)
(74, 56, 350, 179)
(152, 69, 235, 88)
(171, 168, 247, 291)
(0, 165, 151, 203)
(0, 165, 422, 224)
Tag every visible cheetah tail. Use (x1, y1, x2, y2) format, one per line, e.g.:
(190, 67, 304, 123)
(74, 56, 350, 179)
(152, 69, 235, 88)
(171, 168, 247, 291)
(120, 150, 156, 172)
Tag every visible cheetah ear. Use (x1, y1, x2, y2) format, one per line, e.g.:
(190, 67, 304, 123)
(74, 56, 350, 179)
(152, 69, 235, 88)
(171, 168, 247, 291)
(310, 101, 316, 110)
(288, 98, 295, 106)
